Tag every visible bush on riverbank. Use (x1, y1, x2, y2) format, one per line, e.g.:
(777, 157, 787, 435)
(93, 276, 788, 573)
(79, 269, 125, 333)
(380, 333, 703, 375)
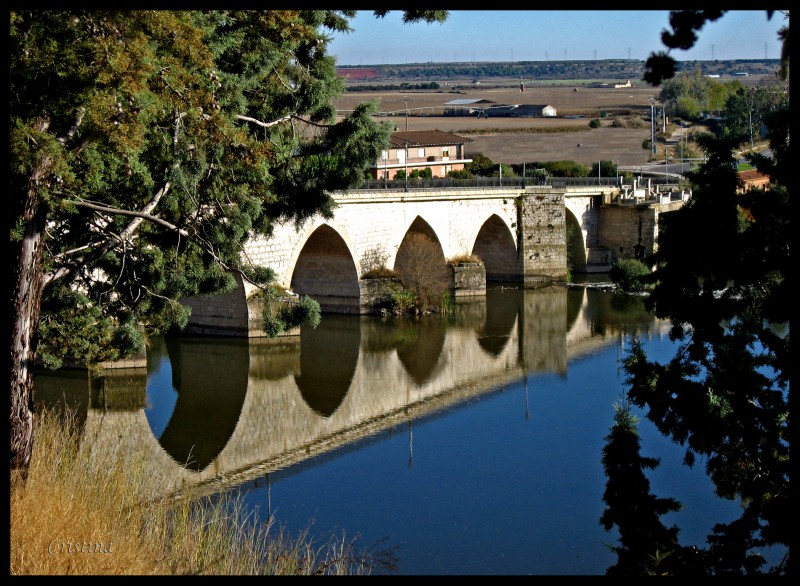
(10, 409, 395, 575)
(609, 258, 653, 293)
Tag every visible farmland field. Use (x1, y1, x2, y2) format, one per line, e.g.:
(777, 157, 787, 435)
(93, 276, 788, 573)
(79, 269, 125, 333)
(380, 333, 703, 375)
(335, 84, 664, 167)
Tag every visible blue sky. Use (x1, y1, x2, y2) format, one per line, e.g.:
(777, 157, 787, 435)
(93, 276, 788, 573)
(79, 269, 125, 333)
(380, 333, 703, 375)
(328, 10, 787, 65)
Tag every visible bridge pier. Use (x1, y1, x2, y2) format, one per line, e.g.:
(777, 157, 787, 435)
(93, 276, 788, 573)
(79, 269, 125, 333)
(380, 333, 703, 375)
(518, 189, 569, 285)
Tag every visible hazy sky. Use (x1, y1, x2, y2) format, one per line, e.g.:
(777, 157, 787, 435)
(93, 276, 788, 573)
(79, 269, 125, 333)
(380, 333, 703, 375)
(329, 10, 787, 65)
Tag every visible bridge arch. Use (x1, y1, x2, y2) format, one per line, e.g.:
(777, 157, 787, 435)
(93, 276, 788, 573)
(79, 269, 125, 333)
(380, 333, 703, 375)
(290, 224, 361, 313)
(565, 207, 588, 273)
(388, 215, 444, 270)
(471, 213, 520, 281)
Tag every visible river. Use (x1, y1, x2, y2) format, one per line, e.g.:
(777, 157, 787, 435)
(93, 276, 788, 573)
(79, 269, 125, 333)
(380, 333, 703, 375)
(34, 284, 748, 575)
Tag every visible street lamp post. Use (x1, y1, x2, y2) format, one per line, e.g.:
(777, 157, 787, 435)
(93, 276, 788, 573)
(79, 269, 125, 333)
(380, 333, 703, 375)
(403, 96, 409, 130)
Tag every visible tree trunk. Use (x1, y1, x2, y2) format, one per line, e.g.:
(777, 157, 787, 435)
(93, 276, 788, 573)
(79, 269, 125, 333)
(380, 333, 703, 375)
(10, 149, 51, 478)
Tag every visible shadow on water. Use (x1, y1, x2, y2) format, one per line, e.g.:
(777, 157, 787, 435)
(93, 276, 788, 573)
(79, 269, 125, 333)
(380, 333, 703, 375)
(295, 314, 360, 417)
(158, 336, 249, 471)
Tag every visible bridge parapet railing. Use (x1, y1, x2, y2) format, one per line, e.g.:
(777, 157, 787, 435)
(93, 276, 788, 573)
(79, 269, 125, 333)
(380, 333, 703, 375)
(352, 176, 624, 192)
(614, 184, 690, 206)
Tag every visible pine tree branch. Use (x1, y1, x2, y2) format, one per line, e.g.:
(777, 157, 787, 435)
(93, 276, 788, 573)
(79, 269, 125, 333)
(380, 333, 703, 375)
(236, 113, 333, 129)
(65, 199, 189, 236)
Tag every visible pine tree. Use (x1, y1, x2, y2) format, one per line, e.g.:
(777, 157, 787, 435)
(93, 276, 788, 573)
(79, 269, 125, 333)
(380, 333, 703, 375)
(9, 10, 447, 475)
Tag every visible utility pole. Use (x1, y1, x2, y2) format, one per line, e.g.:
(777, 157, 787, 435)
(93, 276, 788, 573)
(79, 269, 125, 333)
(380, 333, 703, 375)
(404, 144, 408, 191)
(403, 96, 409, 130)
(650, 98, 656, 156)
(681, 129, 685, 175)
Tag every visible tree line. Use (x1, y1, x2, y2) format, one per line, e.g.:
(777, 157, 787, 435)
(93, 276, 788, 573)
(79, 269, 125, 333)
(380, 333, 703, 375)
(338, 58, 780, 83)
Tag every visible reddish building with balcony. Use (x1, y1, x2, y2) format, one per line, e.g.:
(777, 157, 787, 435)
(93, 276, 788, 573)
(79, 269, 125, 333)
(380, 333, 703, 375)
(370, 129, 473, 180)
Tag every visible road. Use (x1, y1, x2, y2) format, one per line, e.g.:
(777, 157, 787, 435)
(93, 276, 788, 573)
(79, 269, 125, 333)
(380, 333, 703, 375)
(619, 160, 696, 181)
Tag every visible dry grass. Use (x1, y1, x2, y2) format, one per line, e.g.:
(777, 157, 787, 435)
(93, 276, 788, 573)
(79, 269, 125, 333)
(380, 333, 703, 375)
(10, 409, 395, 575)
(10, 410, 168, 575)
(336, 85, 664, 167)
(449, 253, 481, 265)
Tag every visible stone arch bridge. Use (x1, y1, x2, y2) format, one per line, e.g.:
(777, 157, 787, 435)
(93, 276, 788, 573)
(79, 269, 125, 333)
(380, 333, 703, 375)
(182, 182, 686, 336)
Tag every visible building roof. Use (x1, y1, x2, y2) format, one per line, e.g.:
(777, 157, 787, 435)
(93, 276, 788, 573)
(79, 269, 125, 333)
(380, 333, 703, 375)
(738, 169, 768, 182)
(444, 98, 495, 106)
(389, 129, 473, 148)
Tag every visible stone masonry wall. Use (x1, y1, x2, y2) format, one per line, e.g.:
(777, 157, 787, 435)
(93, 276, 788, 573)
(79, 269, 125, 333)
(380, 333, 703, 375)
(597, 205, 659, 262)
(517, 190, 568, 283)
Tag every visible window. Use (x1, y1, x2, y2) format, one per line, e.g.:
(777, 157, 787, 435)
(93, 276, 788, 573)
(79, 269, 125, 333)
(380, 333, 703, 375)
(442, 148, 450, 157)
(418, 148, 425, 158)
(381, 150, 388, 160)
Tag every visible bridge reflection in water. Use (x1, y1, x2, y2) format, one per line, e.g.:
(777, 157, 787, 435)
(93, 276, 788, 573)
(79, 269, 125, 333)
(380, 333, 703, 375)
(34, 286, 669, 498)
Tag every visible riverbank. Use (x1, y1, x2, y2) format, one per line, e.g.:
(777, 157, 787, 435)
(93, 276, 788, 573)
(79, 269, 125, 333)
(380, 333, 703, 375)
(10, 409, 391, 575)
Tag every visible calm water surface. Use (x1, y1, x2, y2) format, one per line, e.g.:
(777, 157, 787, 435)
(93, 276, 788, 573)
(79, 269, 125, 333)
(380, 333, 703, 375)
(35, 285, 747, 575)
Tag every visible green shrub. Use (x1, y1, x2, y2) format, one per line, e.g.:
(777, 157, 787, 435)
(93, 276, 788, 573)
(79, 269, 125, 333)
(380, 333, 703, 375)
(263, 293, 321, 337)
(389, 289, 418, 315)
(609, 258, 652, 293)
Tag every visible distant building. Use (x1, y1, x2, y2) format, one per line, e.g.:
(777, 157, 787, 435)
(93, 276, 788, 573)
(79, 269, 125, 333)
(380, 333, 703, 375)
(443, 98, 495, 116)
(515, 104, 557, 117)
(737, 169, 770, 194)
(443, 99, 556, 118)
(370, 129, 473, 180)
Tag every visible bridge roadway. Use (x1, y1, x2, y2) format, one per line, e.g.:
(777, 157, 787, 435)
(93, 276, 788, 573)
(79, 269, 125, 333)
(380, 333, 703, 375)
(180, 180, 686, 337)
(37, 287, 671, 500)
